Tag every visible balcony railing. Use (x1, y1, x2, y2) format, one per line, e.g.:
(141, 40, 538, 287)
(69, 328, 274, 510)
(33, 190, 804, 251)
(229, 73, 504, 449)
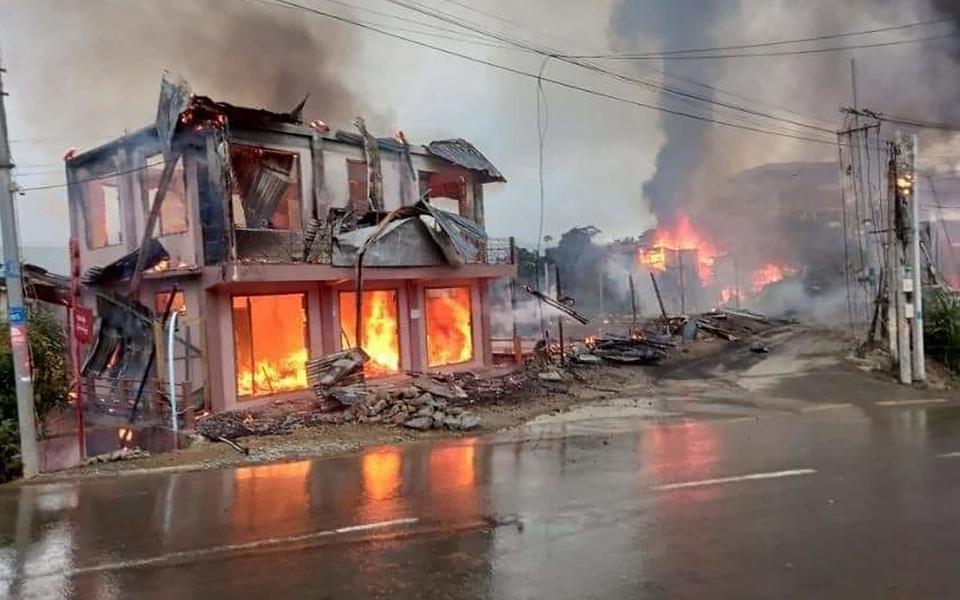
(483, 237, 516, 265)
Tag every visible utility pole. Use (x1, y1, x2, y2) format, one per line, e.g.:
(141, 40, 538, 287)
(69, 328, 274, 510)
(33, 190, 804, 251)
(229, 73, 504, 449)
(0, 61, 39, 477)
(905, 133, 926, 381)
(886, 142, 898, 357)
(890, 137, 912, 384)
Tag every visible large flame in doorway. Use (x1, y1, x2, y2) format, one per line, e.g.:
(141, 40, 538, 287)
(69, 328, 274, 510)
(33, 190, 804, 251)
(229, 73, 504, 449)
(425, 287, 473, 367)
(339, 290, 401, 376)
(233, 294, 308, 398)
(236, 348, 308, 397)
(638, 214, 717, 283)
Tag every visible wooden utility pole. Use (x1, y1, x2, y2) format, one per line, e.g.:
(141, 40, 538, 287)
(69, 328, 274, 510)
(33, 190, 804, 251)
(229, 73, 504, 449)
(0, 61, 39, 477)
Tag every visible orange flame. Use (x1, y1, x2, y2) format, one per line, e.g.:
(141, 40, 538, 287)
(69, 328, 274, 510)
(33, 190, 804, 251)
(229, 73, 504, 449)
(236, 349, 308, 397)
(719, 286, 741, 305)
(340, 290, 401, 376)
(639, 214, 717, 283)
(751, 263, 786, 292)
(233, 294, 309, 398)
(425, 287, 473, 367)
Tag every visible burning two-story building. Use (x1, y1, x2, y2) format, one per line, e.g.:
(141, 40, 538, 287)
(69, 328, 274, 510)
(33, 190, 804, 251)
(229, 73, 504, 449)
(67, 78, 515, 417)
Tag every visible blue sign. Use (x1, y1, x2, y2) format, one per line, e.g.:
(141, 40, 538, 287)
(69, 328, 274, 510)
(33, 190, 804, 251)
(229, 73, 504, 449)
(8, 306, 27, 325)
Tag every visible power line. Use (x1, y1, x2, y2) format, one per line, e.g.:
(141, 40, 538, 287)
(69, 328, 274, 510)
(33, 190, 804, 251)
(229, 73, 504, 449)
(269, 0, 842, 145)
(430, 0, 838, 128)
(376, 0, 837, 136)
(18, 160, 164, 192)
(587, 33, 957, 61)
(579, 16, 953, 58)
(848, 108, 960, 132)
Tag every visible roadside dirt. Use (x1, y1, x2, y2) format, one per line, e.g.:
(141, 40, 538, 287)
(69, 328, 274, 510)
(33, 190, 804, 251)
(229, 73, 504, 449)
(22, 323, 895, 483)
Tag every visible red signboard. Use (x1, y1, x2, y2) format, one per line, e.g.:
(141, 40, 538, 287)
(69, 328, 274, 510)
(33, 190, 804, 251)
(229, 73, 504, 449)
(73, 306, 94, 344)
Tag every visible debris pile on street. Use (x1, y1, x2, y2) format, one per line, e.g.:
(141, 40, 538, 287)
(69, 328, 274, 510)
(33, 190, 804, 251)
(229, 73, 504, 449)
(583, 335, 673, 364)
(196, 373, 486, 440)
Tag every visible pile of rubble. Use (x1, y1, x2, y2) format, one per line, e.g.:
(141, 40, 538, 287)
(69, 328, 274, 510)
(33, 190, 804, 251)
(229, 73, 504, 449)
(196, 377, 482, 441)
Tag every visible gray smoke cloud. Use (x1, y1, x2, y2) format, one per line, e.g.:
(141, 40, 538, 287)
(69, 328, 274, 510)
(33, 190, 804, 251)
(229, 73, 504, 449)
(608, 0, 960, 234)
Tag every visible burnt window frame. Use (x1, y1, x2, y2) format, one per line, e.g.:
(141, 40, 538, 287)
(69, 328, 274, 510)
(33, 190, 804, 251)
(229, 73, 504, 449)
(422, 284, 475, 368)
(80, 158, 125, 250)
(417, 170, 468, 217)
(229, 143, 304, 232)
(346, 158, 368, 213)
(141, 154, 190, 237)
(230, 291, 311, 399)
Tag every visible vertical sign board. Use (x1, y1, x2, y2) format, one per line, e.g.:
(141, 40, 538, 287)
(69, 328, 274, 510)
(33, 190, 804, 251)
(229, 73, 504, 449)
(8, 308, 31, 381)
(73, 306, 94, 344)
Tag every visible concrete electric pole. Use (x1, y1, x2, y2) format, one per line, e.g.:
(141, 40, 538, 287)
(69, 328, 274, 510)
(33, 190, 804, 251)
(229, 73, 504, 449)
(0, 60, 40, 477)
(905, 133, 926, 382)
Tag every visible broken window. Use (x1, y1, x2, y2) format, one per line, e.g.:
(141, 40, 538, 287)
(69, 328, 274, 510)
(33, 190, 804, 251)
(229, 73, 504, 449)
(418, 170, 466, 216)
(144, 157, 188, 236)
(155, 290, 186, 316)
(347, 159, 368, 213)
(84, 172, 123, 249)
(338, 290, 400, 376)
(229, 144, 302, 231)
(232, 293, 308, 398)
(425, 287, 473, 367)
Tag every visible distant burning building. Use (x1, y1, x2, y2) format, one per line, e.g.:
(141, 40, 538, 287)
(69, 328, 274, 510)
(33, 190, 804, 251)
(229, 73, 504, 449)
(67, 78, 515, 415)
(638, 213, 793, 313)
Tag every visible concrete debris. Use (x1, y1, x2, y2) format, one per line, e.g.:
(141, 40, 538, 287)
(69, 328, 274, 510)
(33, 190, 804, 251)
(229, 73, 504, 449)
(403, 416, 433, 431)
(412, 375, 468, 399)
(538, 370, 564, 382)
(197, 385, 484, 440)
(307, 349, 368, 392)
(83, 447, 151, 465)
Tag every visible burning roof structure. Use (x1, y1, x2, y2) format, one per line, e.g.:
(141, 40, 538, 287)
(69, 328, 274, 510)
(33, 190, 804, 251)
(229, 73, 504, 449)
(66, 75, 516, 420)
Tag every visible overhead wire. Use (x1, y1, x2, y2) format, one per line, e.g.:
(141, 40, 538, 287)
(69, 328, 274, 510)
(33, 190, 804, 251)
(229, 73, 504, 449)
(583, 33, 957, 61)
(375, 0, 839, 139)
(17, 160, 165, 192)
(261, 0, 844, 146)
(577, 16, 953, 58)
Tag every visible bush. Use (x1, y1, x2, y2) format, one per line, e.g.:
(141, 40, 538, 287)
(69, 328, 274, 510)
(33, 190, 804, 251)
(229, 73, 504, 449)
(924, 288, 960, 372)
(0, 307, 70, 481)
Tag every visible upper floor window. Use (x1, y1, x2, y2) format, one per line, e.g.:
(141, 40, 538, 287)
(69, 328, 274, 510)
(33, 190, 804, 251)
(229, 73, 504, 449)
(229, 144, 301, 231)
(84, 172, 123, 249)
(347, 159, 368, 214)
(418, 170, 466, 216)
(144, 157, 188, 236)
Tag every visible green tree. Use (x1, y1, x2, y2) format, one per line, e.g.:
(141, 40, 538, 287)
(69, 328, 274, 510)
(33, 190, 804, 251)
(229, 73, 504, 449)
(0, 307, 70, 481)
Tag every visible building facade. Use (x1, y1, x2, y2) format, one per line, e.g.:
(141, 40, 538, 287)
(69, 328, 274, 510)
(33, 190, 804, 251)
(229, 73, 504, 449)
(67, 92, 515, 415)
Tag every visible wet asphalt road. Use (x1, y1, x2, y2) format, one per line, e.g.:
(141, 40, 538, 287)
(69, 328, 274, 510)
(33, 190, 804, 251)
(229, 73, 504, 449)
(4, 400, 960, 599)
(5, 328, 960, 599)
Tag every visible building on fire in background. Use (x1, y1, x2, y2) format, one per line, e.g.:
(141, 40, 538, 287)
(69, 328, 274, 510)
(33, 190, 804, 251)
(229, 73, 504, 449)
(66, 78, 515, 417)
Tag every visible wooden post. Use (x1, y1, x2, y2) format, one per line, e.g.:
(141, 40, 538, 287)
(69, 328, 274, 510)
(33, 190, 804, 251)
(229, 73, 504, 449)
(129, 156, 179, 297)
(628, 274, 638, 332)
(510, 278, 522, 363)
(650, 272, 668, 321)
(555, 264, 565, 364)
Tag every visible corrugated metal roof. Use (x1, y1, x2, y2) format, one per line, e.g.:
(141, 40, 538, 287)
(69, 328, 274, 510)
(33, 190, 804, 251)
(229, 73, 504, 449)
(426, 139, 505, 183)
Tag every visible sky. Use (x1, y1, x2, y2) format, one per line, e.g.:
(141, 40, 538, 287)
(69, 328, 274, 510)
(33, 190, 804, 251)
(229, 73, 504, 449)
(0, 0, 958, 266)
